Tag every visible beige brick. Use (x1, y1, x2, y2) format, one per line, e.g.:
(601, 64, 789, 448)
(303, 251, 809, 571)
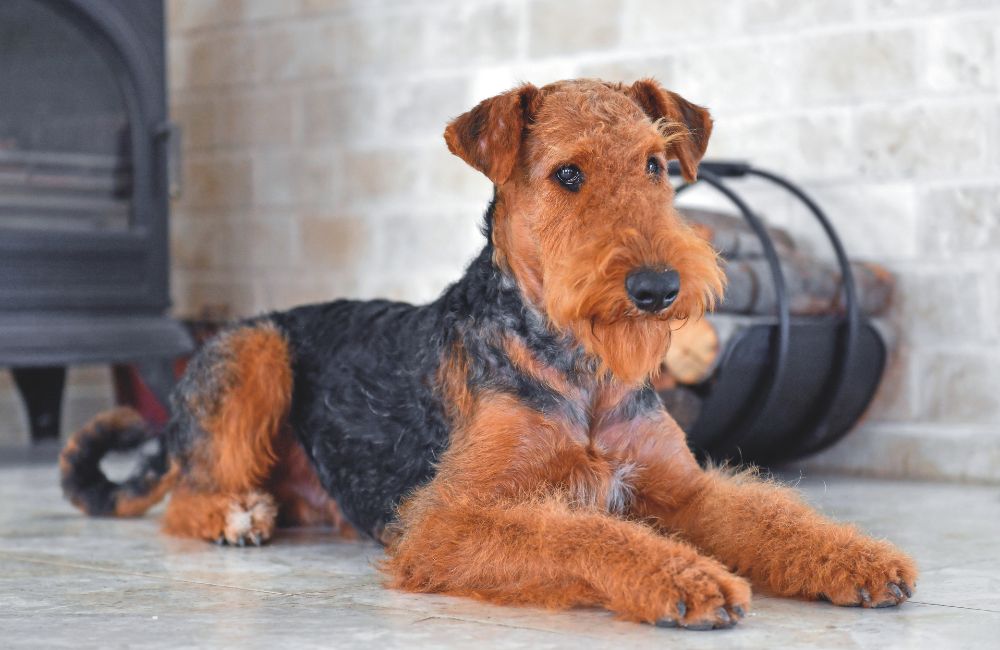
(303, 84, 383, 144)
(380, 212, 483, 275)
(794, 112, 861, 180)
(240, 0, 302, 21)
(866, 0, 998, 18)
(576, 57, 675, 84)
(252, 151, 298, 207)
(802, 425, 1000, 483)
(253, 273, 361, 313)
(744, 0, 853, 30)
(422, 148, 494, 204)
(340, 149, 425, 204)
(299, 215, 372, 270)
(988, 270, 1000, 344)
(924, 18, 997, 92)
(185, 30, 256, 88)
(803, 183, 919, 260)
(919, 184, 1000, 254)
(215, 90, 298, 147)
(530, 0, 622, 57)
(293, 149, 346, 206)
(66, 366, 114, 395)
(864, 343, 916, 422)
(795, 30, 917, 104)
(919, 349, 1000, 425)
(169, 0, 300, 31)
(706, 114, 799, 172)
(171, 216, 215, 272)
(363, 268, 461, 304)
(171, 272, 256, 319)
(255, 22, 339, 81)
(179, 155, 254, 209)
(63, 393, 116, 440)
(168, 0, 243, 32)
(468, 61, 578, 101)
(299, 0, 353, 15)
(384, 77, 470, 139)
(621, 0, 739, 45)
(333, 14, 428, 77)
(672, 42, 796, 112)
(174, 216, 295, 272)
(0, 390, 28, 446)
(856, 103, 991, 178)
(167, 36, 192, 91)
(170, 96, 218, 151)
(425, 2, 521, 67)
(892, 271, 984, 345)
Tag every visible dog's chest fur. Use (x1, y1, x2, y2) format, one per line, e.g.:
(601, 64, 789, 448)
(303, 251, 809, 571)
(274, 238, 664, 539)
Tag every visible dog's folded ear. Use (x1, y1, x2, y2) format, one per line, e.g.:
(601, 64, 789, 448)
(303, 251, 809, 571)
(444, 83, 540, 185)
(626, 79, 713, 183)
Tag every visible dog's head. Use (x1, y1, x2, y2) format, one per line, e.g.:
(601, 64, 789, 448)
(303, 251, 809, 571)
(445, 79, 725, 385)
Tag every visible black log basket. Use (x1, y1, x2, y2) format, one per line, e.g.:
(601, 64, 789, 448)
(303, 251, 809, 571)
(667, 160, 887, 467)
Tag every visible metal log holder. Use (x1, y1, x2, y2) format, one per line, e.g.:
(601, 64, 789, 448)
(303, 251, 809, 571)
(668, 160, 887, 466)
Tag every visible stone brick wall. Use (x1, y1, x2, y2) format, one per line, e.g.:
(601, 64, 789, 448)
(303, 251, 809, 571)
(4, 0, 998, 482)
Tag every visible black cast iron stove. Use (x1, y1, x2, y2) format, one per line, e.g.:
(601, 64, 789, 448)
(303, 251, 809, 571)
(0, 0, 190, 441)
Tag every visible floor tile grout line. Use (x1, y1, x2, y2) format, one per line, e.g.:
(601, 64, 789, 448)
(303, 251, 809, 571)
(908, 600, 1000, 614)
(0, 550, 294, 597)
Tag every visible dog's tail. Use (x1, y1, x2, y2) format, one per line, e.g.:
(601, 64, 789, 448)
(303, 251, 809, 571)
(60, 407, 178, 517)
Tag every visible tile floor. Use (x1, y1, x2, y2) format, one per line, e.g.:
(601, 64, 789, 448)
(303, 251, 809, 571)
(1, 450, 998, 649)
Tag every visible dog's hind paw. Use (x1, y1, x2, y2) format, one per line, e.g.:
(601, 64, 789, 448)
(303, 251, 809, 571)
(218, 491, 277, 547)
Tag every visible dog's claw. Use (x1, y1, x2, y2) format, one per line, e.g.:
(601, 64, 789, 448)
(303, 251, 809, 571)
(899, 582, 913, 598)
(236, 536, 246, 548)
(732, 604, 746, 619)
(249, 533, 262, 547)
(655, 618, 678, 628)
(888, 583, 903, 600)
(859, 588, 872, 606)
(676, 601, 687, 618)
(714, 608, 732, 628)
(214, 536, 226, 546)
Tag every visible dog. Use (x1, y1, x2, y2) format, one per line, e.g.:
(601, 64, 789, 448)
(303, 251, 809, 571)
(61, 79, 916, 630)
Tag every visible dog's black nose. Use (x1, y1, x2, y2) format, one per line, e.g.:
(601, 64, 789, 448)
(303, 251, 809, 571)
(625, 268, 681, 313)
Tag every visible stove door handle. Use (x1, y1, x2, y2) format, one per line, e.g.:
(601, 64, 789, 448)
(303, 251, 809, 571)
(155, 121, 182, 200)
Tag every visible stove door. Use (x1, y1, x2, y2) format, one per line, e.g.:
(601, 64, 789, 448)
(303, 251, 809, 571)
(0, 0, 170, 313)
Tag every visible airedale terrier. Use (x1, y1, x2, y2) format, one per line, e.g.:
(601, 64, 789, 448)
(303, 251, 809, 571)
(61, 79, 916, 630)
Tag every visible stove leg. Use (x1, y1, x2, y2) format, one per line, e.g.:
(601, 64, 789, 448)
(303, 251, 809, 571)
(135, 358, 177, 413)
(11, 366, 67, 443)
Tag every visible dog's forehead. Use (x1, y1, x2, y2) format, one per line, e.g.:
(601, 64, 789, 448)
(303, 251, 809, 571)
(533, 81, 647, 132)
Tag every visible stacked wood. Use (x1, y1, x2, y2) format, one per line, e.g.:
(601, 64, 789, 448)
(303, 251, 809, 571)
(679, 207, 895, 318)
(657, 208, 896, 414)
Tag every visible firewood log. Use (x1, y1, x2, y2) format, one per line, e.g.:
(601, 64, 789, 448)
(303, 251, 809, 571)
(679, 207, 796, 258)
(719, 256, 894, 317)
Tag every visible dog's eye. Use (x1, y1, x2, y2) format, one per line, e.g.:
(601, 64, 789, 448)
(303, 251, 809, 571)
(553, 165, 583, 191)
(646, 157, 661, 177)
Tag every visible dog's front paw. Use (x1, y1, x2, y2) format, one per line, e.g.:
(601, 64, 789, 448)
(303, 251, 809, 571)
(633, 556, 751, 630)
(814, 537, 917, 608)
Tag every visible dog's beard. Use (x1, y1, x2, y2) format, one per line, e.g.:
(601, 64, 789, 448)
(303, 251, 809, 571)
(544, 272, 721, 386)
(539, 224, 724, 385)
(571, 315, 674, 386)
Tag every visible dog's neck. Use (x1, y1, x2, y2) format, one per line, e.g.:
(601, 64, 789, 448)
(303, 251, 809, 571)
(438, 200, 599, 384)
